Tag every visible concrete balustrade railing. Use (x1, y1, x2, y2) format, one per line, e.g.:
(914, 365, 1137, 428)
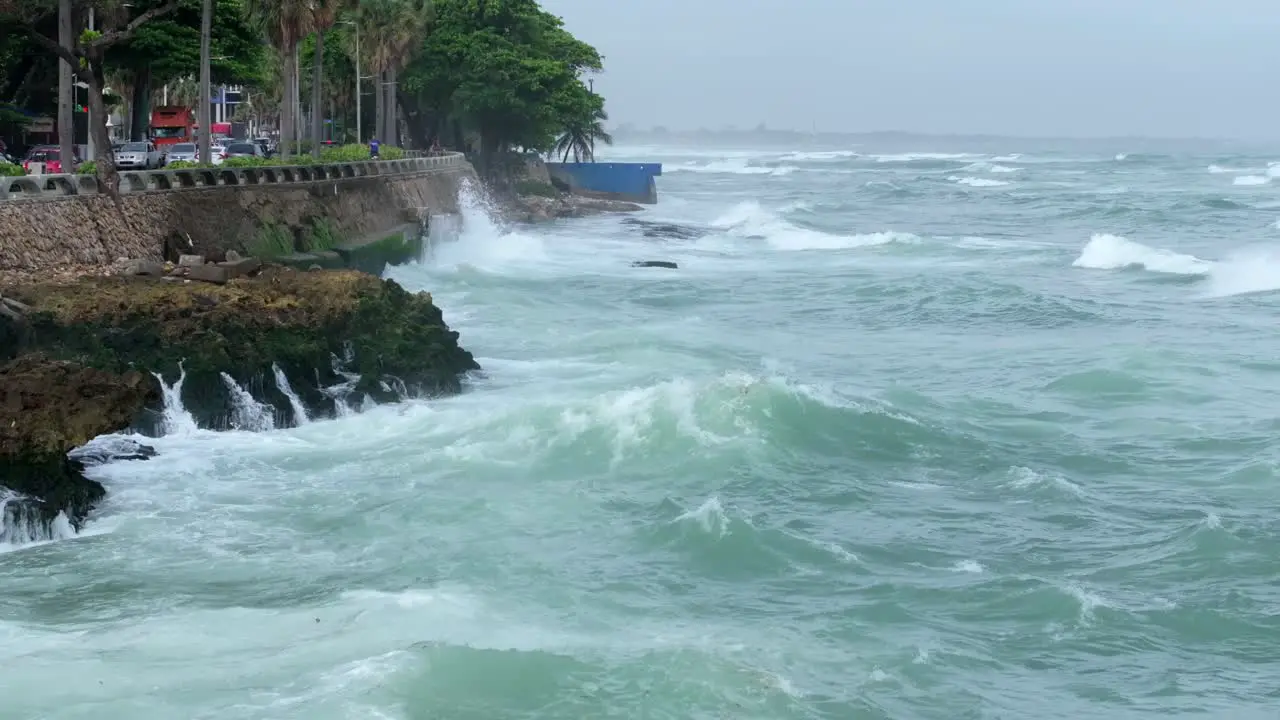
(0, 152, 465, 202)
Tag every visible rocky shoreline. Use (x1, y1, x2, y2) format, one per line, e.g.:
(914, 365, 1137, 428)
(505, 191, 645, 223)
(0, 184, 644, 547)
(0, 263, 478, 545)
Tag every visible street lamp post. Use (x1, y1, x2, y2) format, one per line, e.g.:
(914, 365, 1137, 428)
(87, 8, 95, 162)
(340, 20, 361, 143)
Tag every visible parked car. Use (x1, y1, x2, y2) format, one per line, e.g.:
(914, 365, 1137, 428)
(222, 142, 264, 160)
(210, 144, 227, 164)
(253, 137, 274, 158)
(163, 142, 198, 165)
(114, 141, 162, 170)
(22, 145, 80, 174)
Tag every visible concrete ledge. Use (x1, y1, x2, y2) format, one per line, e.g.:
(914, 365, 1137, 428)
(333, 223, 424, 276)
(0, 153, 466, 202)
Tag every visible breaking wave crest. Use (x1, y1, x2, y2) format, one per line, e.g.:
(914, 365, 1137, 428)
(1072, 233, 1280, 297)
(710, 201, 918, 251)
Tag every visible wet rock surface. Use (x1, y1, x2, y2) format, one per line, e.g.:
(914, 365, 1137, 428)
(0, 355, 160, 535)
(0, 266, 479, 543)
(507, 192, 644, 223)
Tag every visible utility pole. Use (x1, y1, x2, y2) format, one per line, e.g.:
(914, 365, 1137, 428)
(57, 0, 72, 172)
(198, 0, 212, 163)
(87, 8, 96, 163)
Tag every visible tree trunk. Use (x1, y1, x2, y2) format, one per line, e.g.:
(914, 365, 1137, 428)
(310, 29, 325, 159)
(85, 61, 119, 197)
(130, 67, 151, 141)
(373, 69, 384, 144)
(385, 65, 398, 145)
(57, 0, 73, 171)
(293, 44, 302, 154)
(197, 0, 212, 164)
(279, 45, 294, 161)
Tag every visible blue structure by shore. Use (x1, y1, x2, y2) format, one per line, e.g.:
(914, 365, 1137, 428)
(544, 162, 663, 204)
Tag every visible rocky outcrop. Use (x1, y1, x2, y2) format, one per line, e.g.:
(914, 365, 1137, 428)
(0, 164, 478, 272)
(506, 192, 644, 223)
(0, 267, 479, 540)
(0, 355, 159, 540)
(2, 266, 477, 425)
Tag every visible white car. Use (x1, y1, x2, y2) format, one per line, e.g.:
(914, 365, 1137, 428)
(114, 141, 163, 170)
(210, 144, 226, 165)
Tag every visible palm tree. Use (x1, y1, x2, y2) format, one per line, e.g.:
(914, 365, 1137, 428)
(245, 0, 313, 160)
(552, 106, 613, 163)
(308, 0, 346, 159)
(358, 0, 428, 147)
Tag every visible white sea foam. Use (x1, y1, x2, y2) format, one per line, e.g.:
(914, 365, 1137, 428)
(711, 201, 918, 251)
(672, 159, 796, 176)
(1072, 234, 1211, 275)
(1073, 234, 1280, 298)
(779, 150, 859, 162)
(1201, 246, 1280, 298)
(872, 152, 978, 163)
(950, 176, 1010, 187)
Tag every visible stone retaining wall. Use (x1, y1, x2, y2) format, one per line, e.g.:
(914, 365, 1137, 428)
(0, 152, 462, 202)
(0, 154, 479, 271)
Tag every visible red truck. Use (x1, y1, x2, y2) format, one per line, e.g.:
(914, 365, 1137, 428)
(149, 106, 195, 148)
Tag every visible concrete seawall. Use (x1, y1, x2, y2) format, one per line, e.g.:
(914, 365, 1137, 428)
(0, 154, 478, 270)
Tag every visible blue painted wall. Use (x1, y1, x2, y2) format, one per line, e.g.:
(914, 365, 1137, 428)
(545, 162, 663, 204)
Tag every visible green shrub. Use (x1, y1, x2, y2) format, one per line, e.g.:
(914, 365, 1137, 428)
(514, 179, 558, 197)
(222, 156, 271, 168)
(306, 217, 342, 252)
(77, 161, 96, 175)
(165, 160, 203, 169)
(0, 162, 26, 177)
(246, 223, 295, 259)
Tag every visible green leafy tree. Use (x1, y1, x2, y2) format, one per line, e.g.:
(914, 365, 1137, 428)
(401, 0, 603, 172)
(306, 0, 346, 158)
(550, 88, 610, 162)
(245, 0, 313, 160)
(0, 0, 184, 197)
(107, 0, 263, 140)
(355, 0, 429, 147)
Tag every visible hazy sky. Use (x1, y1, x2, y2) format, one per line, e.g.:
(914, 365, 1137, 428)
(540, 0, 1280, 140)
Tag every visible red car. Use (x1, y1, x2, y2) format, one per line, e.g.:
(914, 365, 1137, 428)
(22, 145, 81, 174)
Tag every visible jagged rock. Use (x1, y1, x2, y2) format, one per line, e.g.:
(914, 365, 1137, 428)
(121, 259, 166, 277)
(69, 437, 157, 466)
(0, 355, 159, 533)
(3, 266, 479, 430)
(215, 256, 262, 280)
(178, 253, 206, 268)
(224, 249, 242, 262)
(187, 264, 230, 284)
(506, 192, 645, 223)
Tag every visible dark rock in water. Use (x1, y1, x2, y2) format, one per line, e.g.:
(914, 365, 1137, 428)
(0, 267, 480, 541)
(622, 218, 706, 240)
(69, 437, 158, 466)
(3, 267, 479, 432)
(632, 260, 679, 269)
(0, 355, 160, 537)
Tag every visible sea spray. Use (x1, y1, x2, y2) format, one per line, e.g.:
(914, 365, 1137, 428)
(219, 373, 277, 432)
(0, 491, 76, 550)
(152, 363, 199, 436)
(272, 363, 310, 426)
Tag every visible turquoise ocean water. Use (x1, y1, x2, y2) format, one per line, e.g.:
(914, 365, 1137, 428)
(4, 139, 1280, 718)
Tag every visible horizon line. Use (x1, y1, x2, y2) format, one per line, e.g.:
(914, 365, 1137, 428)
(606, 126, 1271, 145)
